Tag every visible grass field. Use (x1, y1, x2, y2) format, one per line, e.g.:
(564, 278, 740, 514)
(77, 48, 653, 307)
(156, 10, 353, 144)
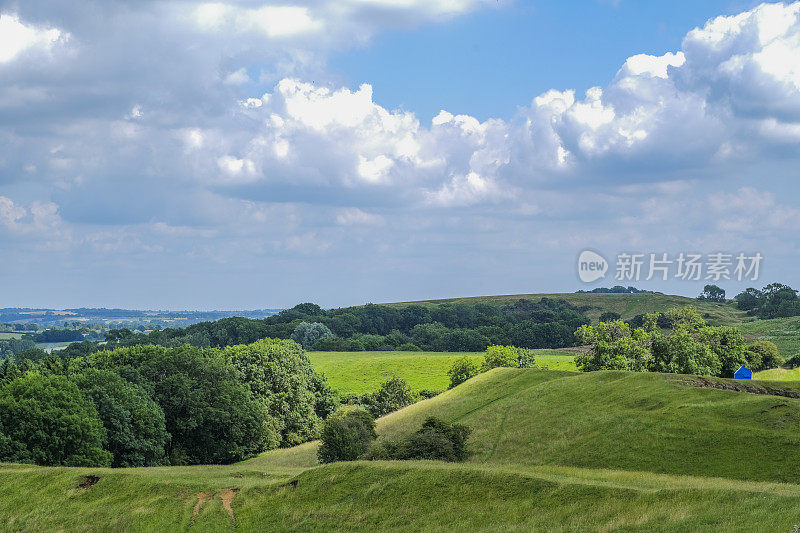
(0, 332, 25, 340)
(307, 350, 577, 394)
(754, 367, 800, 381)
(385, 292, 745, 325)
(5, 368, 800, 531)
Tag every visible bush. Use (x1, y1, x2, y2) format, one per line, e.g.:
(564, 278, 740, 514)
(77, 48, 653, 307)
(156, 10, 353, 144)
(365, 417, 471, 462)
(317, 409, 376, 463)
(0, 373, 112, 467)
(311, 336, 349, 351)
(361, 376, 418, 418)
(448, 356, 479, 388)
(398, 343, 422, 351)
(481, 345, 535, 371)
(71, 369, 168, 467)
(744, 341, 782, 371)
(785, 352, 800, 369)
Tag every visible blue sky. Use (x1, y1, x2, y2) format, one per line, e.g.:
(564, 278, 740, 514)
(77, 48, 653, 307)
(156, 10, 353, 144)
(0, 0, 799, 309)
(332, 0, 763, 120)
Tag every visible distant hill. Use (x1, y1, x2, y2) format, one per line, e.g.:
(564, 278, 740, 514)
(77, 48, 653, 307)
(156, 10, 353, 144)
(385, 292, 745, 326)
(0, 308, 282, 328)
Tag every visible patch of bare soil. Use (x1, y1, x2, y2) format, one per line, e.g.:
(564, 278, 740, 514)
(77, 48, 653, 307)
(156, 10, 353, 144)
(191, 492, 212, 524)
(219, 488, 240, 526)
(77, 475, 100, 489)
(677, 376, 800, 399)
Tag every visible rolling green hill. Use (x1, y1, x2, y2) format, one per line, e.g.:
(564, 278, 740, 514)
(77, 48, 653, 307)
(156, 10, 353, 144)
(252, 369, 800, 482)
(5, 368, 800, 531)
(385, 292, 745, 325)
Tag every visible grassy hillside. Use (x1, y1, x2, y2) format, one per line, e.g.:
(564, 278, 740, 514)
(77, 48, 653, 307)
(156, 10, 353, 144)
(376, 369, 800, 483)
(5, 368, 800, 531)
(308, 350, 577, 394)
(739, 315, 800, 358)
(386, 292, 744, 325)
(253, 369, 800, 483)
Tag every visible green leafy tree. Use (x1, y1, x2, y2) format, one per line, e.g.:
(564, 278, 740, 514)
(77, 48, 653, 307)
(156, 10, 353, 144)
(361, 377, 418, 418)
(317, 409, 376, 463)
(650, 330, 721, 376)
(481, 345, 536, 371)
(448, 357, 479, 388)
(224, 338, 336, 446)
(89, 345, 274, 464)
(696, 326, 747, 377)
(744, 340, 782, 371)
(0, 373, 111, 466)
(71, 369, 168, 467)
(291, 322, 334, 350)
(698, 284, 726, 302)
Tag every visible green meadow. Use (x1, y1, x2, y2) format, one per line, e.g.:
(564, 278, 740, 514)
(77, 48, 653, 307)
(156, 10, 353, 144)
(307, 350, 577, 394)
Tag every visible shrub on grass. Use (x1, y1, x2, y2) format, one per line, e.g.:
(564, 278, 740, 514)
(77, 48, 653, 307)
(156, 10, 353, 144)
(361, 376, 419, 418)
(317, 409, 376, 463)
(785, 352, 800, 369)
(481, 345, 536, 371)
(398, 343, 422, 351)
(448, 356, 479, 388)
(364, 417, 471, 462)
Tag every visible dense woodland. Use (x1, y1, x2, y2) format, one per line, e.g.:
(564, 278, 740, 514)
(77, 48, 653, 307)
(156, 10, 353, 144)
(78, 298, 590, 353)
(0, 339, 336, 467)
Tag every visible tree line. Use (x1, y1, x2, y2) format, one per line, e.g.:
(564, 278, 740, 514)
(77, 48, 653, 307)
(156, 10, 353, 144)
(734, 283, 800, 319)
(575, 307, 782, 377)
(61, 298, 589, 354)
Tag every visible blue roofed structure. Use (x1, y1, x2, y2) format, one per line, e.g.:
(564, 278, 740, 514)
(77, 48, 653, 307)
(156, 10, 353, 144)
(734, 366, 752, 380)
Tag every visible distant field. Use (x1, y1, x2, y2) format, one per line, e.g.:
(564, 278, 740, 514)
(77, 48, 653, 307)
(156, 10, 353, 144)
(0, 332, 25, 340)
(384, 292, 745, 325)
(738, 316, 800, 358)
(754, 367, 800, 381)
(307, 350, 577, 395)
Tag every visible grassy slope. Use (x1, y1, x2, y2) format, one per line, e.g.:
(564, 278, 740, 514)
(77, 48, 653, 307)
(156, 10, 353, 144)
(385, 292, 745, 325)
(5, 460, 800, 532)
(740, 315, 800, 358)
(6, 368, 800, 531)
(308, 350, 577, 394)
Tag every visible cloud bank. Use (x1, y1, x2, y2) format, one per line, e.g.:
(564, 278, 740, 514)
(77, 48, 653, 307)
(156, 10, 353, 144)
(1, 1, 799, 307)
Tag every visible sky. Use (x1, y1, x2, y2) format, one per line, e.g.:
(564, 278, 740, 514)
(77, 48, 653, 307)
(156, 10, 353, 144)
(0, 0, 799, 309)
